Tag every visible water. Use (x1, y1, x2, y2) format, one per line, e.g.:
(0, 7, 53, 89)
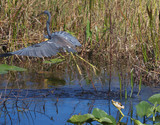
(0, 66, 159, 125)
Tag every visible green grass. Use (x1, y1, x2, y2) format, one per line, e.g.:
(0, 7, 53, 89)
(0, 0, 159, 84)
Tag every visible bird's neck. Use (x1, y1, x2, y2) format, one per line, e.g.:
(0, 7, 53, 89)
(46, 21, 51, 39)
(46, 12, 51, 39)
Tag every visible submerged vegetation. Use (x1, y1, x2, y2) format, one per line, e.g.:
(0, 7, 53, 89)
(0, 1, 159, 83)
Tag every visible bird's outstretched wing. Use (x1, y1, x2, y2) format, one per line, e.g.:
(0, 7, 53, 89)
(0, 35, 77, 58)
(44, 31, 81, 47)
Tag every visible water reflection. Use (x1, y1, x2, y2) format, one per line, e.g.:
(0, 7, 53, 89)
(0, 96, 155, 125)
(0, 64, 159, 124)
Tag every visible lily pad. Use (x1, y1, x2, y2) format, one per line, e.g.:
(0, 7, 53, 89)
(99, 117, 113, 123)
(100, 115, 116, 125)
(92, 108, 116, 125)
(136, 101, 152, 118)
(92, 108, 108, 119)
(67, 114, 95, 123)
(148, 94, 160, 104)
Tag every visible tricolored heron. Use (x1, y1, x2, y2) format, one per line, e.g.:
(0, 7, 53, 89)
(0, 11, 81, 58)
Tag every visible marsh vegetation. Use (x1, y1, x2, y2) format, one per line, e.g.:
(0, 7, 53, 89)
(0, 0, 159, 83)
(0, 0, 160, 124)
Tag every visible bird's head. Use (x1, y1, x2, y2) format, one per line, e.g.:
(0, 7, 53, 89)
(37, 10, 52, 39)
(37, 10, 50, 17)
(43, 10, 50, 15)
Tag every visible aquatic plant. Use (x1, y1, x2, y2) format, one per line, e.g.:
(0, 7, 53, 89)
(130, 68, 134, 97)
(68, 108, 116, 125)
(0, 64, 27, 74)
(43, 57, 65, 64)
(136, 93, 160, 122)
(137, 75, 142, 96)
(68, 94, 160, 125)
(43, 52, 98, 75)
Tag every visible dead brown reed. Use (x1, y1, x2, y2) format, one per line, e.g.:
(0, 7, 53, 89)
(0, 0, 159, 84)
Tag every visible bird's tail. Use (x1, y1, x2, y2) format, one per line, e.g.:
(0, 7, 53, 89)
(0, 53, 13, 57)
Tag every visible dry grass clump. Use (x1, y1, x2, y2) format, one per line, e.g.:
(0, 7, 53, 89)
(0, 0, 159, 84)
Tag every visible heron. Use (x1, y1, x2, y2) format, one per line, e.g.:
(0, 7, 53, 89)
(0, 11, 81, 58)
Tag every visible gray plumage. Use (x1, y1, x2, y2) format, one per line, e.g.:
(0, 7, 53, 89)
(0, 11, 81, 58)
(44, 31, 81, 47)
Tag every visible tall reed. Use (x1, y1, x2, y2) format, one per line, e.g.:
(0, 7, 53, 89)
(0, 0, 159, 83)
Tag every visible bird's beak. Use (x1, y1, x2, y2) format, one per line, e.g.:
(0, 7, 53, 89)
(37, 12, 44, 17)
(45, 38, 49, 41)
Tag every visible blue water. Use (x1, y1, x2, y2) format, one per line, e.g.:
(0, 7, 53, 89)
(0, 69, 159, 125)
(0, 98, 139, 125)
(0, 86, 158, 125)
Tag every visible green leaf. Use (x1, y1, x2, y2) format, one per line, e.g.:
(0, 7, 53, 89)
(43, 61, 52, 64)
(92, 108, 108, 119)
(0, 64, 27, 74)
(8, 65, 27, 71)
(131, 118, 149, 125)
(157, 105, 160, 113)
(99, 117, 113, 123)
(132, 119, 143, 125)
(101, 115, 116, 125)
(86, 19, 92, 41)
(86, 19, 90, 40)
(43, 58, 65, 64)
(136, 101, 152, 117)
(146, 106, 154, 117)
(148, 94, 160, 104)
(0, 64, 12, 71)
(67, 114, 95, 123)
